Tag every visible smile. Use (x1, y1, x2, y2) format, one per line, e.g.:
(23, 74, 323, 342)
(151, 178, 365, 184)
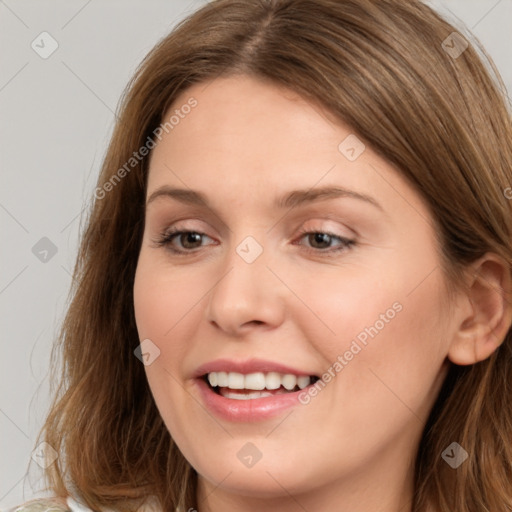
(193, 359, 322, 421)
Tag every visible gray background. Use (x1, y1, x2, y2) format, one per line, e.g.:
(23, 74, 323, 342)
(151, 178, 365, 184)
(1, 0, 511, 509)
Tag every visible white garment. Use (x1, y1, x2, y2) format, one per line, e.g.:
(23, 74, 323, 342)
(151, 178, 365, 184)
(67, 495, 163, 512)
(66, 497, 93, 512)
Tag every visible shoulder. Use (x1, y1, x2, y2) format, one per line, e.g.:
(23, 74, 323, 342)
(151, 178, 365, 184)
(5, 495, 163, 512)
(5, 495, 162, 512)
(4, 497, 72, 512)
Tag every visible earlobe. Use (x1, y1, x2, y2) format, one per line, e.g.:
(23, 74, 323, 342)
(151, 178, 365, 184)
(447, 253, 512, 366)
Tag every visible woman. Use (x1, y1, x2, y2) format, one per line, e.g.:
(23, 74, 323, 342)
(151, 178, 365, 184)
(10, 0, 512, 511)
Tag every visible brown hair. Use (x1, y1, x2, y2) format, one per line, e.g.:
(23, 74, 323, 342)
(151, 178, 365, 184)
(36, 0, 512, 510)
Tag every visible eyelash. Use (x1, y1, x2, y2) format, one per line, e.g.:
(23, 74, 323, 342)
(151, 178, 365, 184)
(153, 226, 355, 257)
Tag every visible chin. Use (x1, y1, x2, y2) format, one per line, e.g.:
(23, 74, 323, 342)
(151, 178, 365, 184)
(197, 459, 316, 499)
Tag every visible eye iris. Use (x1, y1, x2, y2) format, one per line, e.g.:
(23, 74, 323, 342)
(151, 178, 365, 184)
(180, 232, 202, 249)
(309, 233, 331, 249)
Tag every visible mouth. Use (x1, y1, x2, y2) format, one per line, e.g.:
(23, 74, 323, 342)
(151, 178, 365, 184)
(192, 358, 322, 421)
(202, 371, 320, 400)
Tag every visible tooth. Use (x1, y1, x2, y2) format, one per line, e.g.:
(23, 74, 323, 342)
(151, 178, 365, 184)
(244, 372, 266, 390)
(282, 374, 297, 390)
(208, 370, 313, 392)
(217, 371, 228, 387)
(228, 372, 245, 389)
(297, 376, 311, 389)
(208, 373, 218, 387)
(265, 372, 281, 390)
(222, 390, 274, 400)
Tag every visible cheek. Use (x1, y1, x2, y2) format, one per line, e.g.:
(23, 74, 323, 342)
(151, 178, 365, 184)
(133, 259, 199, 449)
(132, 250, 214, 397)
(284, 262, 406, 360)
(133, 254, 198, 410)
(322, 266, 449, 426)
(294, 249, 449, 412)
(272, 267, 450, 483)
(133, 252, 203, 341)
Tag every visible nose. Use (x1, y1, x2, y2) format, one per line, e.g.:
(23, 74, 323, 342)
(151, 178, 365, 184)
(205, 239, 287, 336)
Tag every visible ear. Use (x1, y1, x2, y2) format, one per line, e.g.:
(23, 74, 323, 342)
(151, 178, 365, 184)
(448, 253, 512, 366)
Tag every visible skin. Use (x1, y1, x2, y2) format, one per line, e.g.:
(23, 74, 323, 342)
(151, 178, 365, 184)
(133, 74, 511, 512)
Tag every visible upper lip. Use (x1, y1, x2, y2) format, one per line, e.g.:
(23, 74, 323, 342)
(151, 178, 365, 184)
(193, 358, 318, 378)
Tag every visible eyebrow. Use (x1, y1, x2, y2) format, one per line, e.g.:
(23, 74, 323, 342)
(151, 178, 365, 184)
(146, 185, 383, 212)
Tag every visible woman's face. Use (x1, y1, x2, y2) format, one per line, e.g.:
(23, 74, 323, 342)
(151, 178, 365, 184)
(133, 74, 460, 507)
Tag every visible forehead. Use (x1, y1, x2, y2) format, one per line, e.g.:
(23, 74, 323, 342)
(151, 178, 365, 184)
(145, 74, 429, 222)
(152, 75, 340, 162)
(149, 76, 356, 188)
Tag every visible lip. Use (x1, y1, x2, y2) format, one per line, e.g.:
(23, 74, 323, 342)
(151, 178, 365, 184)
(192, 358, 319, 422)
(194, 377, 314, 422)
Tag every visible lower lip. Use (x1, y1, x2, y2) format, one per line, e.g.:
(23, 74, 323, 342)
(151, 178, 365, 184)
(194, 378, 309, 422)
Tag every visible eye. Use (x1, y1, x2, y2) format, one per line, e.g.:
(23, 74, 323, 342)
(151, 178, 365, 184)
(154, 229, 215, 254)
(294, 229, 355, 255)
